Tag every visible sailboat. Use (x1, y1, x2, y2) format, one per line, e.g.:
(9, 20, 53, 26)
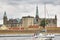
(33, 4, 55, 40)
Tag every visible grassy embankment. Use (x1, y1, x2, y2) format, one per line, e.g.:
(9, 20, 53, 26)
(0, 27, 60, 34)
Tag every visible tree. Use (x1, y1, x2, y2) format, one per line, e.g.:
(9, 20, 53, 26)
(40, 19, 48, 28)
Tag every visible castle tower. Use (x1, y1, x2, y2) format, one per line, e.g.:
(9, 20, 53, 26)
(3, 11, 7, 25)
(55, 15, 57, 27)
(35, 5, 39, 24)
(55, 15, 57, 20)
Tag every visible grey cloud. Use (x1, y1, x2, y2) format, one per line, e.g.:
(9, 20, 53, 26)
(7, 0, 60, 5)
(14, 6, 33, 14)
(0, 0, 60, 5)
(40, 0, 54, 4)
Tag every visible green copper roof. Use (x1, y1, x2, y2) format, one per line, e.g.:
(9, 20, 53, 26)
(36, 5, 39, 18)
(4, 11, 7, 17)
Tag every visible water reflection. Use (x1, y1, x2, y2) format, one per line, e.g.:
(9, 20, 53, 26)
(0, 35, 59, 40)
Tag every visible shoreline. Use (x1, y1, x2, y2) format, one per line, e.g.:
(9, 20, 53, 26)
(0, 30, 60, 34)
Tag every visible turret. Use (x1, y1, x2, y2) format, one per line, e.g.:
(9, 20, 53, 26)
(55, 15, 57, 20)
(55, 14, 57, 27)
(3, 11, 7, 25)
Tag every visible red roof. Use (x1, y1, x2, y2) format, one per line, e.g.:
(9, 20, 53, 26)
(9, 27, 24, 30)
(29, 25, 39, 28)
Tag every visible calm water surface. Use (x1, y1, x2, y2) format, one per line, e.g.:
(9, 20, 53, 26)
(0, 34, 60, 40)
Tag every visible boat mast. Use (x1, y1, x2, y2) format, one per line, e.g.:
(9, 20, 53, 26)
(44, 3, 46, 32)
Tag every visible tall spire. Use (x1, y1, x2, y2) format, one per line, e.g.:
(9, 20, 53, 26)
(4, 11, 7, 17)
(35, 5, 39, 24)
(36, 5, 39, 18)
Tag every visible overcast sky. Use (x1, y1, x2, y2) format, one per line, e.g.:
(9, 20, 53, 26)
(0, 0, 60, 27)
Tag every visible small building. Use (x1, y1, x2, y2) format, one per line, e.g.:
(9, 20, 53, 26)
(0, 25, 8, 30)
(22, 16, 34, 27)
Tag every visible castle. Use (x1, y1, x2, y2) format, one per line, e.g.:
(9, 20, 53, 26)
(3, 5, 57, 27)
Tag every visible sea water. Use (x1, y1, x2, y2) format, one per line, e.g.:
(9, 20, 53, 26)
(0, 34, 60, 40)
